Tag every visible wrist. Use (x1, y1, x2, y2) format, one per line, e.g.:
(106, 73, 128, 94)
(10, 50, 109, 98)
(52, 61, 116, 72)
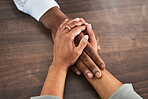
(40, 7, 68, 33)
(50, 62, 69, 72)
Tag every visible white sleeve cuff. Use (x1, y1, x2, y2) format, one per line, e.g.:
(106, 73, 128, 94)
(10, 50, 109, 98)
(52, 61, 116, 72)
(31, 95, 62, 99)
(109, 84, 142, 99)
(14, 0, 60, 21)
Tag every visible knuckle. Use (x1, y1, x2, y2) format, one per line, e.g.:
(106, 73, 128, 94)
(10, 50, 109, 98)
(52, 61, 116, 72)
(81, 54, 87, 61)
(90, 50, 94, 54)
(89, 64, 99, 72)
(83, 68, 89, 74)
(88, 49, 95, 55)
(90, 66, 95, 71)
(71, 21, 77, 26)
(75, 50, 81, 56)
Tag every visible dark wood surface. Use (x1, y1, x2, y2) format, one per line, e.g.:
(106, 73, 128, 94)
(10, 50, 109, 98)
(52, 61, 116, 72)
(0, 0, 148, 99)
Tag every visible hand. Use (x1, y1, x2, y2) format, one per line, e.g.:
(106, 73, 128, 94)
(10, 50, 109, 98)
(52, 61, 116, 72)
(71, 18, 105, 78)
(52, 18, 89, 70)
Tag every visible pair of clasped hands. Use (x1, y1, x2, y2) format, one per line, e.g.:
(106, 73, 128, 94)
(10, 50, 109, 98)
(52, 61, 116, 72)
(52, 18, 105, 79)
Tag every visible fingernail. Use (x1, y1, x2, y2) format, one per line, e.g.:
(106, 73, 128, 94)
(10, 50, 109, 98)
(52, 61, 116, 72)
(95, 72, 101, 78)
(87, 73, 93, 78)
(65, 19, 68, 21)
(77, 71, 81, 75)
(75, 18, 80, 21)
(89, 24, 92, 29)
(100, 63, 105, 69)
(98, 45, 101, 50)
(85, 22, 88, 25)
(85, 35, 89, 40)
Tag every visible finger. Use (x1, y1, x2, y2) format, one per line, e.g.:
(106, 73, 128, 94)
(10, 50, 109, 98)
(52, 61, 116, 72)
(80, 51, 102, 78)
(64, 21, 86, 33)
(80, 18, 86, 23)
(80, 18, 88, 25)
(58, 19, 69, 31)
(69, 26, 86, 38)
(95, 34, 101, 52)
(75, 35, 88, 55)
(71, 65, 81, 75)
(87, 24, 97, 50)
(76, 59, 93, 78)
(85, 43, 105, 69)
(62, 18, 80, 31)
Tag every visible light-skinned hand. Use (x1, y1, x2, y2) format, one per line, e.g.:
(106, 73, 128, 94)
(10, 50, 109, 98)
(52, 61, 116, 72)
(52, 18, 89, 70)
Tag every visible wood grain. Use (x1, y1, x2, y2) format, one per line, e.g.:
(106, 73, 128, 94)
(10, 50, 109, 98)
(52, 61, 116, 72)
(0, 0, 148, 99)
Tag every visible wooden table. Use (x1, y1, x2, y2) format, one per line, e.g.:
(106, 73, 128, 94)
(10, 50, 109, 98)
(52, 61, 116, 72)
(0, 0, 148, 99)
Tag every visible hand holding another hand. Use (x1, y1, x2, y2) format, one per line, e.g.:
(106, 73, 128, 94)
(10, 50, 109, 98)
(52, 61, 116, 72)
(52, 18, 105, 79)
(52, 18, 89, 70)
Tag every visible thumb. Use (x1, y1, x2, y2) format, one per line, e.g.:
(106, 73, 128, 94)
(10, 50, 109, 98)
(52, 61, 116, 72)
(76, 35, 89, 54)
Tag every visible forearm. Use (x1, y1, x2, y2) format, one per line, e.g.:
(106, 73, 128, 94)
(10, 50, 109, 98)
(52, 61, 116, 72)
(40, 7, 121, 99)
(85, 69, 123, 99)
(41, 65, 68, 98)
